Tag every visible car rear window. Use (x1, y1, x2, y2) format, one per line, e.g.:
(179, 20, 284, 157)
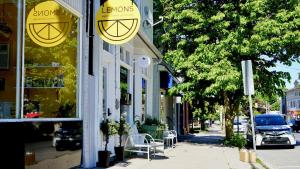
(255, 116, 286, 126)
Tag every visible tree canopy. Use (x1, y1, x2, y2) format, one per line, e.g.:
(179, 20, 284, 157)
(158, 0, 300, 138)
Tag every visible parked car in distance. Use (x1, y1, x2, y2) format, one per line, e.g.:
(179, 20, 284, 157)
(233, 121, 247, 133)
(53, 127, 82, 151)
(288, 119, 300, 132)
(247, 114, 296, 148)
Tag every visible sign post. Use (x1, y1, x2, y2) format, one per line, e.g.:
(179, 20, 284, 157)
(241, 60, 256, 151)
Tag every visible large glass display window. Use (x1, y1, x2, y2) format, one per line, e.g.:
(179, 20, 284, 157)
(0, 0, 82, 121)
(23, 0, 81, 119)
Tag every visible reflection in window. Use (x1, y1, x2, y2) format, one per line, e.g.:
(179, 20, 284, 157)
(120, 66, 129, 105)
(103, 41, 114, 54)
(120, 47, 124, 61)
(103, 41, 109, 52)
(0, 0, 18, 119)
(24, 0, 79, 118)
(24, 121, 82, 167)
(120, 66, 131, 122)
(142, 78, 147, 122)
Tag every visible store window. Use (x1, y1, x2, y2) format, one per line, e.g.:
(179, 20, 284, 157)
(120, 47, 124, 61)
(141, 78, 147, 122)
(0, 0, 18, 119)
(120, 65, 131, 122)
(103, 41, 115, 54)
(120, 47, 131, 66)
(22, 0, 81, 119)
(120, 66, 131, 111)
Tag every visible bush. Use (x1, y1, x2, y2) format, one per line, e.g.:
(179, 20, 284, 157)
(135, 120, 145, 133)
(140, 117, 166, 139)
(115, 116, 129, 147)
(223, 134, 247, 149)
(144, 117, 160, 126)
(100, 119, 117, 151)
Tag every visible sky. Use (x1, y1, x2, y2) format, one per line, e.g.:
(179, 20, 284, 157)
(274, 62, 300, 89)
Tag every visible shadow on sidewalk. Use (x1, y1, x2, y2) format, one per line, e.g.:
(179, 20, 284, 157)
(178, 134, 225, 146)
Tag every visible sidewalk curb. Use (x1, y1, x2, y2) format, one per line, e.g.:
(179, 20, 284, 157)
(256, 154, 275, 169)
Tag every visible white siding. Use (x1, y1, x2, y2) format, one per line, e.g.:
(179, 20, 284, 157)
(62, 0, 82, 13)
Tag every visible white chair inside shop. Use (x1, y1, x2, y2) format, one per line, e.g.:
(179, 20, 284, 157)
(124, 124, 164, 160)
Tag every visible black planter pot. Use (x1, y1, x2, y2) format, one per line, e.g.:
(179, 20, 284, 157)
(114, 146, 124, 161)
(97, 151, 110, 168)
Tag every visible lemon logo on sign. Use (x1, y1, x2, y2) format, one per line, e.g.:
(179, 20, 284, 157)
(96, 0, 141, 44)
(26, 1, 72, 47)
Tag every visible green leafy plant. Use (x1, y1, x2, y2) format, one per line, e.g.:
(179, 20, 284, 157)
(135, 119, 144, 133)
(223, 134, 247, 149)
(115, 116, 129, 147)
(100, 119, 117, 151)
(142, 116, 166, 139)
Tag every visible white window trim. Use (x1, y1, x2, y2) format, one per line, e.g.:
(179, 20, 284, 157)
(55, 0, 83, 17)
(120, 61, 133, 70)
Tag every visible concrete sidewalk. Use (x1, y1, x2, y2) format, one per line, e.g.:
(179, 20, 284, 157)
(95, 125, 262, 169)
(109, 142, 253, 169)
(29, 124, 264, 169)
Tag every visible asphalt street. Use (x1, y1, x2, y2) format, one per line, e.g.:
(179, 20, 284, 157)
(257, 132, 300, 169)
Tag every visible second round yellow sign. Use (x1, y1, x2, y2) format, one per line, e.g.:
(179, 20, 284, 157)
(96, 0, 141, 45)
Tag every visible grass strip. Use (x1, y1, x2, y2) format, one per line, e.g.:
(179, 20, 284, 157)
(256, 157, 270, 169)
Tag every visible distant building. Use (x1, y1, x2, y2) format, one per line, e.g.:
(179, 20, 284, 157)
(286, 80, 300, 121)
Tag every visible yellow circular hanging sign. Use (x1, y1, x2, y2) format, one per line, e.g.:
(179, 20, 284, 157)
(96, 0, 141, 44)
(26, 1, 72, 47)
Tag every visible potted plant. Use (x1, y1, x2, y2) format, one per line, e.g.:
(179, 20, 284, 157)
(98, 119, 117, 168)
(114, 116, 129, 161)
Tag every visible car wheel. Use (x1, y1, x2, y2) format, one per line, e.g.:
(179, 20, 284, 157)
(290, 145, 295, 149)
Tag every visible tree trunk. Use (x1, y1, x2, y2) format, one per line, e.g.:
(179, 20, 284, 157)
(200, 119, 206, 130)
(223, 92, 239, 140)
(225, 112, 234, 140)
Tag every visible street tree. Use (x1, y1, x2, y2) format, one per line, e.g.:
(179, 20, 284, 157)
(159, 0, 300, 139)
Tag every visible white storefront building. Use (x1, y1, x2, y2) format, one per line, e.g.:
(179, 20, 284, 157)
(0, 0, 180, 168)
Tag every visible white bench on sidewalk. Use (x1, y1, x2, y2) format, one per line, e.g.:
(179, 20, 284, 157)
(124, 125, 164, 160)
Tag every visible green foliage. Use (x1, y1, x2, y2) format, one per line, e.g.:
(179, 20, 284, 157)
(58, 100, 75, 117)
(115, 116, 129, 147)
(159, 0, 300, 139)
(100, 119, 117, 151)
(223, 134, 247, 149)
(144, 116, 161, 126)
(141, 124, 165, 139)
(270, 99, 280, 111)
(142, 116, 165, 139)
(134, 119, 144, 133)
